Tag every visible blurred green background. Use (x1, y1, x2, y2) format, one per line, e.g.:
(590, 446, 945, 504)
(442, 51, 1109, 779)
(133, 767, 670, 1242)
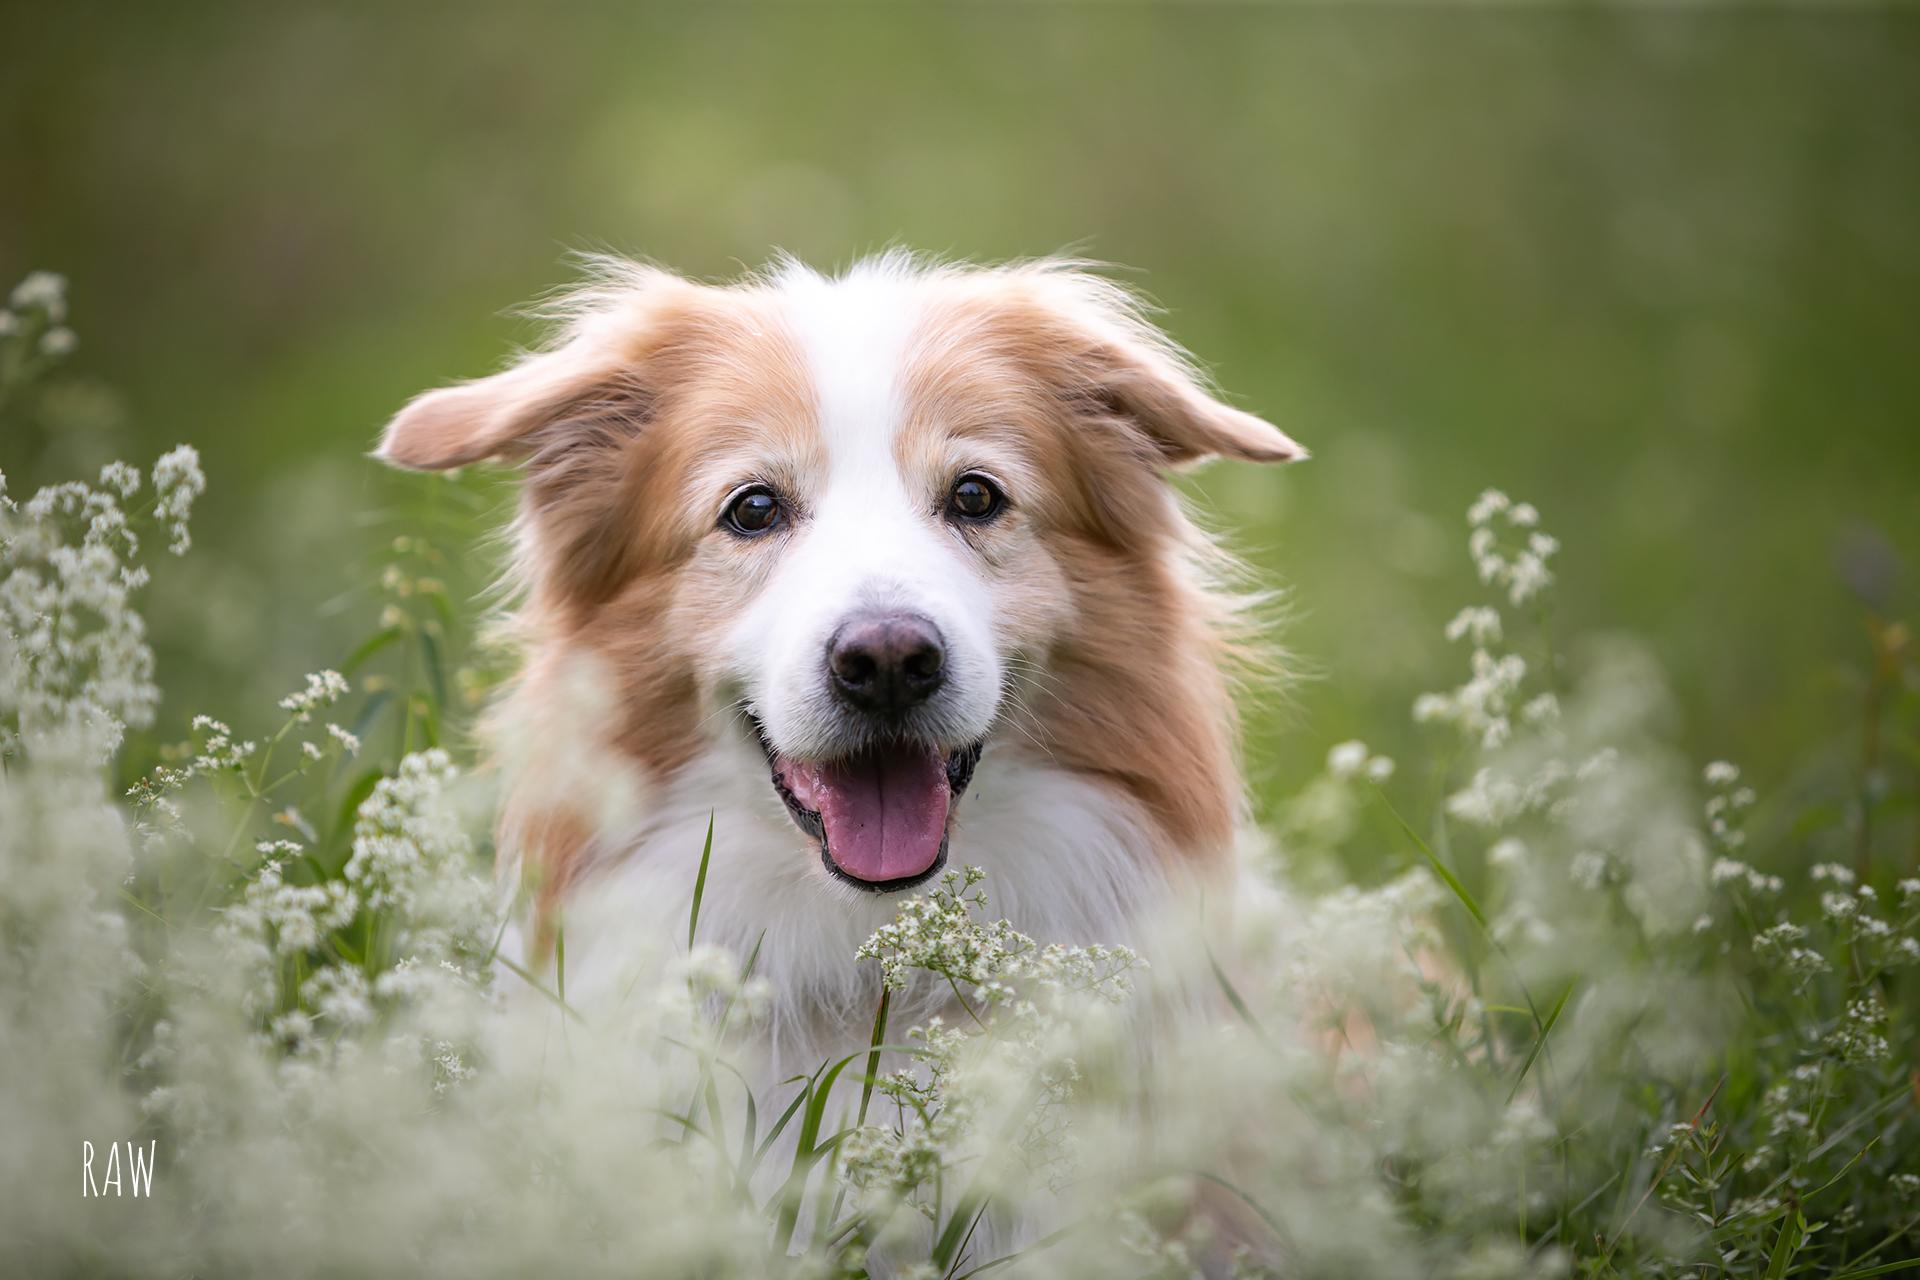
(3, 4, 1916, 846)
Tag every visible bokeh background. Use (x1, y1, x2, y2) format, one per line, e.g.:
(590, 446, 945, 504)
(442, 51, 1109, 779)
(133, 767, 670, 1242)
(4, 4, 1916, 863)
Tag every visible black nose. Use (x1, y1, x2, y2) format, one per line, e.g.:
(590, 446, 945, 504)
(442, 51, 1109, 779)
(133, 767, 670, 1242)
(828, 612, 946, 715)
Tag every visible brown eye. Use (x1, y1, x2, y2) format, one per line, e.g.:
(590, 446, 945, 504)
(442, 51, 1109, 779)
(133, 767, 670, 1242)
(723, 486, 783, 536)
(948, 474, 1003, 523)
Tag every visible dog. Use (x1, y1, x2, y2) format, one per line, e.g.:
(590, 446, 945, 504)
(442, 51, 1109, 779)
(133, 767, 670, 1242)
(375, 251, 1303, 1080)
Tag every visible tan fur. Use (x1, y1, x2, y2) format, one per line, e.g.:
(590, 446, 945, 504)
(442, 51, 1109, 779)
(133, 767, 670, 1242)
(897, 282, 1250, 863)
(377, 256, 1300, 933)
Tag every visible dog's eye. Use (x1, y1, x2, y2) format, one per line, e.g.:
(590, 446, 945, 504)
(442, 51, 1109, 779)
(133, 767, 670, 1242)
(947, 474, 1003, 523)
(723, 486, 784, 536)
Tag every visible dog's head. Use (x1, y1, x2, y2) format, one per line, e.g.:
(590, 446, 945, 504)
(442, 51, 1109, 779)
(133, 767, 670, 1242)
(378, 255, 1302, 894)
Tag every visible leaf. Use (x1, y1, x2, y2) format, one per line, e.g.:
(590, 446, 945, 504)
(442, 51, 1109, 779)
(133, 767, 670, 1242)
(1378, 794, 1488, 930)
(856, 986, 891, 1129)
(1207, 940, 1271, 1045)
(1507, 981, 1574, 1102)
(687, 811, 714, 952)
(1766, 1210, 1807, 1279)
(770, 1053, 860, 1254)
(494, 952, 585, 1024)
(425, 584, 457, 631)
(347, 687, 393, 755)
(419, 627, 448, 715)
(1830, 1260, 1920, 1280)
(752, 1084, 811, 1167)
(330, 768, 385, 852)
(340, 625, 404, 675)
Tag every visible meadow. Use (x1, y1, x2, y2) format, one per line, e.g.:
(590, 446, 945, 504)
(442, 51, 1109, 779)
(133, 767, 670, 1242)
(5, 269, 1918, 1275)
(2, 5, 1917, 1276)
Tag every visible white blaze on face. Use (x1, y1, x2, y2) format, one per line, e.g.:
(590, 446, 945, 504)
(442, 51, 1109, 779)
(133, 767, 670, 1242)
(725, 260, 1004, 763)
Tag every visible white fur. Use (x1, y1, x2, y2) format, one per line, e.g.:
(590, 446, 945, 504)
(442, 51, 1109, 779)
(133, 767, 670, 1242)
(544, 258, 1170, 1068)
(556, 744, 1170, 1072)
(729, 258, 1002, 762)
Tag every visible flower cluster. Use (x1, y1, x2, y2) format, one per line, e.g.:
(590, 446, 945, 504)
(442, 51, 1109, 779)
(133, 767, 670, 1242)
(1465, 487, 1558, 607)
(342, 750, 493, 963)
(1411, 494, 1563, 751)
(856, 866, 1138, 1007)
(0, 270, 77, 360)
(1326, 738, 1395, 783)
(150, 445, 205, 555)
(1, 450, 201, 766)
(278, 669, 349, 721)
(212, 749, 493, 1067)
(842, 869, 1140, 1231)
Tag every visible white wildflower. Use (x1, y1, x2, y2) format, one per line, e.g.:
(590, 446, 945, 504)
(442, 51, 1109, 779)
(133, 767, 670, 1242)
(1447, 767, 1522, 826)
(1326, 740, 1371, 780)
(1488, 837, 1527, 869)
(97, 462, 140, 498)
(1711, 857, 1782, 896)
(1703, 761, 1740, 786)
(1418, 648, 1527, 749)
(1569, 851, 1615, 891)
(279, 669, 349, 722)
(1825, 997, 1890, 1064)
(188, 715, 254, 774)
(10, 270, 67, 320)
(1444, 606, 1503, 646)
(150, 445, 205, 555)
(1467, 488, 1511, 527)
(1326, 739, 1395, 784)
(1520, 692, 1560, 725)
(1753, 923, 1828, 984)
(1505, 549, 1554, 606)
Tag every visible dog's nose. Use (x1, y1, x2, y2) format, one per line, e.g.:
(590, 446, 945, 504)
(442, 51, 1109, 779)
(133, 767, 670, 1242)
(827, 612, 946, 715)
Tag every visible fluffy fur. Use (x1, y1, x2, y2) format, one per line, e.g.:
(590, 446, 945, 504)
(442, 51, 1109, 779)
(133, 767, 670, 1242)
(376, 251, 1303, 1072)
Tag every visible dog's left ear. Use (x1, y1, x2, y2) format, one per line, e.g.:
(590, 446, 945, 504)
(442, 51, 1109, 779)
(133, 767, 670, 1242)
(1083, 336, 1308, 468)
(1017, 265, 1308, 467)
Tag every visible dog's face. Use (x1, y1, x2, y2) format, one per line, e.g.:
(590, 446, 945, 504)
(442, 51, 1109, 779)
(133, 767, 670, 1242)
(379, 256, 1302, 893)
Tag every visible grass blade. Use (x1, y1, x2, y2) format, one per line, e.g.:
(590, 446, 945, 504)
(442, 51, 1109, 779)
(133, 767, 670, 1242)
(1831, 1261, 1920, 1280)
(687, 811, 714, 952)
(1206, 940, 1271, 1046)
(1506, 981, 1573, 1102)
(856, 986, 891, 1129)
(1377, 792, 1488, 930)
(1765, 1210, 1807, 1279)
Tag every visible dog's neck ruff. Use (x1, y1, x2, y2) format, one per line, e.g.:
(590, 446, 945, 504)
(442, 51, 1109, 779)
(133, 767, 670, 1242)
(543, 736, 1171, 1069)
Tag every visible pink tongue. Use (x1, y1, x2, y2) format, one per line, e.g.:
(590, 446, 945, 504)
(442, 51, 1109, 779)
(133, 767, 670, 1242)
(778, 746, 950, 883)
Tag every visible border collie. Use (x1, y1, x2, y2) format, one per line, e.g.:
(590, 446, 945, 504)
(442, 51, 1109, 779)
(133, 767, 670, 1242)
(376, 252, 1302, 1071)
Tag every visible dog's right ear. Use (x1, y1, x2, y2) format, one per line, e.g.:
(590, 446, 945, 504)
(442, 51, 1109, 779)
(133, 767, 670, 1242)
(375, 345, 628, 472)
(374, 265, 697, 472)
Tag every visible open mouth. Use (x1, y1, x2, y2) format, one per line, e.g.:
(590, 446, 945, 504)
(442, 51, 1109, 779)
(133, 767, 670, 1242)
(749, 715, 983, 893)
